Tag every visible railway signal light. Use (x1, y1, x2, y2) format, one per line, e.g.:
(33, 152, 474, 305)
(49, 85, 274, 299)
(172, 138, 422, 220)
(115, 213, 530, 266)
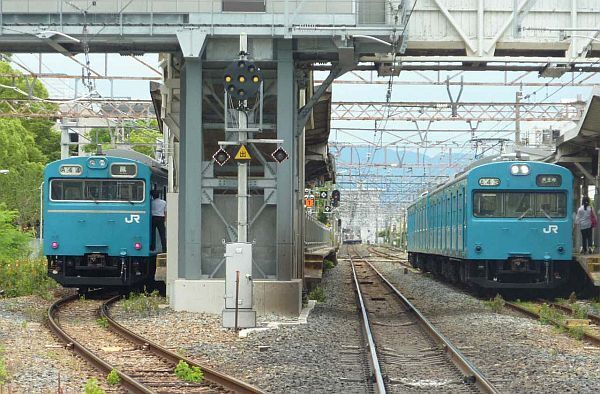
(320, 191, 328, 199)
(324, 205, 332, 213)
(213, 147, 231, 166)
(331, 189, 340, 207)
(224, 58, 263, 101)
(271, 146, 289, 163)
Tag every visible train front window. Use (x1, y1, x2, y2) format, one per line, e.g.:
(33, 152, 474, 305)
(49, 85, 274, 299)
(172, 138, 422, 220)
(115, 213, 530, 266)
(505, 193, 533, 218)
(535, 193, 567, 218)
(50, 180, 145, 202)
(473, 193, 503, 217)
(473, 192, 567, 218)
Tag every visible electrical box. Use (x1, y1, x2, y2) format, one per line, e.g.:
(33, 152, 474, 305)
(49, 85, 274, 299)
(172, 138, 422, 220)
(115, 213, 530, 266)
(224, 242, 253, 309)
(222, 242, 256, 328)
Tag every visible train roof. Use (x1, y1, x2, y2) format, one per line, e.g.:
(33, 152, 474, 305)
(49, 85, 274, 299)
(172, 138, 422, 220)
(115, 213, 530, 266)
(408, 160, 570, 209)
(45, 150, 167, 176)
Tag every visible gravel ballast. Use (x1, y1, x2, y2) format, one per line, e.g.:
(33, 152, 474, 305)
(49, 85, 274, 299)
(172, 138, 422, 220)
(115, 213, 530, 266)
(0, 295, 103, 393)
(111, 260, 367, 393)
(371, 258, 600, 393)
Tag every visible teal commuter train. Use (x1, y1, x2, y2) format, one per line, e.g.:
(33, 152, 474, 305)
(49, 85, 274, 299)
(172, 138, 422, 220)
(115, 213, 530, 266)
(43, 152, 167, 289)
(407, 161, 573, 289)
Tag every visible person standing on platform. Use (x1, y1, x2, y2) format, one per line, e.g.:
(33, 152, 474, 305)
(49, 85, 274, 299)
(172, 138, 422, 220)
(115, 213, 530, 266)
(576, 196, 595, 254)
(150, 190, 167, 253)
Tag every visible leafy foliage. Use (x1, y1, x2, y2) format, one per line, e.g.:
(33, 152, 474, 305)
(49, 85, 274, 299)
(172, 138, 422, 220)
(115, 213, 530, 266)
(0, 205, 32, 261)
(0, 346, 8, 383)
(308, 286, 326, 303)
(174, 360, 204, 383)
(84, 378, 105, 394)
(0, 60, 59, 228)
(121, 290, 163, 316)
(106, 369, 121, 386)
(539, 304, 564, 326)
(483, 294, 505, 313)
(0, 257, 59, 298)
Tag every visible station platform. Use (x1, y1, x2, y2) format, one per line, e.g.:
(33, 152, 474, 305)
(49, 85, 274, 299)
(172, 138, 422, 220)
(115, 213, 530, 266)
(573, 253, 600, 287)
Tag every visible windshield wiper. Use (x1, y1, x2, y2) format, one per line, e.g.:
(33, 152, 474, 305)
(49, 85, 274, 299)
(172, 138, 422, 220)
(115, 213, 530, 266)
(540, 207, 552, 220)
(518, 208, 531, 220)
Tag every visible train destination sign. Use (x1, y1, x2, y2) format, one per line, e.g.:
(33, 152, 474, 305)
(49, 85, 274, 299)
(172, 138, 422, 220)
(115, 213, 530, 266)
(59, 165, 83, 176)
(110, 163, 137, 177)
(536, 174, 562, 187)
(478, 177, 500, 187)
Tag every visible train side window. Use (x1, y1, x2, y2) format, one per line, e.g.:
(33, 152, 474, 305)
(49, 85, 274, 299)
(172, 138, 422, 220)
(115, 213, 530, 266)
(473, 192, 503, 217)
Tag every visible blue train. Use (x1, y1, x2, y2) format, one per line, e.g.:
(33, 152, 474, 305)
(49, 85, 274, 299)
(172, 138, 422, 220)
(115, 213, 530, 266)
(407, 160, 573, 290)
(43, 151, 167, 289)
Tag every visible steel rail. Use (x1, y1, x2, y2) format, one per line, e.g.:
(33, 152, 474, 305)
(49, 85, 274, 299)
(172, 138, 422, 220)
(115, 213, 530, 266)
(47, 294, 154, 393)
(350, 255, 387, 394)
(545, 302, 600, 326)
(101, 296, 263, 394)
(361, 257, 499, 394)
(505, 301, 600, 346)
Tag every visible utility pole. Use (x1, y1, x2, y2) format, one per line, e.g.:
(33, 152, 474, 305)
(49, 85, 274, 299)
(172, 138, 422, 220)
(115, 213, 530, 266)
(515, 91, 522, 146)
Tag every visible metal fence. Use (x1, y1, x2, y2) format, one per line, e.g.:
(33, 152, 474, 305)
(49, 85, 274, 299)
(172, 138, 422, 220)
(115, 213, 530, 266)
(305, 213, 333, 251)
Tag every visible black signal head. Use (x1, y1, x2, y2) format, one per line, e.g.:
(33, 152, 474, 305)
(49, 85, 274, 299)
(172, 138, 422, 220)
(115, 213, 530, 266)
(271, 146, 289, 163)
(213, 148, 231, 166)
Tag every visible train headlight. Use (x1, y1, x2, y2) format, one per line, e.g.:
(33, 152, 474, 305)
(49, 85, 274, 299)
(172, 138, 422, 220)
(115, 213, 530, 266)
(51, 241, 59, 249)
(510, 164, 530, 175)
(134, 242, 142, 250)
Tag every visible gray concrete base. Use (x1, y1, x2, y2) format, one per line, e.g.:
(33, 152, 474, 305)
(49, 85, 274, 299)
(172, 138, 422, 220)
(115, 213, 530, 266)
(171, 278, 303, 316)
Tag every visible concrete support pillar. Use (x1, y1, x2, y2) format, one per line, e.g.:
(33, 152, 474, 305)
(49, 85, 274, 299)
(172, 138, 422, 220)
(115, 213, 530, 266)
(178, 58, 204, 278)
(276, 40, 296, 281)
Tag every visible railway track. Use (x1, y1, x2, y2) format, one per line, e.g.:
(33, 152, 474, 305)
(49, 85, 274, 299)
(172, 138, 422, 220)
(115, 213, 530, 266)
(350, 247, 498, 393)
(505, 300, 600, 346)
(47, 292, 263, 393)
(366, 246, 417, 272)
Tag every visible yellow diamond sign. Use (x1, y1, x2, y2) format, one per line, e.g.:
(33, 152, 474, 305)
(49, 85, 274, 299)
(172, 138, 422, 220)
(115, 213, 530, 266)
(235, 145, 252, 160)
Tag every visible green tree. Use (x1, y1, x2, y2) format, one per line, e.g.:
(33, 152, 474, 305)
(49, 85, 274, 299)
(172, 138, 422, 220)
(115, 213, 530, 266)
(0, 205, 32, 261)
(128, 122, 162, 158)
(0, 119, 45, 228)
(0, 60, 60, 161)
(83, 128, 113, 153)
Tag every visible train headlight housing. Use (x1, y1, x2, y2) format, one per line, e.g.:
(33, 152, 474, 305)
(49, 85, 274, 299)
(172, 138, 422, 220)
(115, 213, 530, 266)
(510, 164, 530, 175)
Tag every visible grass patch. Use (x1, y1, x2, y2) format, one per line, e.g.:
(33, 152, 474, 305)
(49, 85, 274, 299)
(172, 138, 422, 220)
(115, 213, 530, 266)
(106, 369, 120, 386)
(174, 360, 204, 383)
(568, 326, 585, 341)
(96, 316, 109, 329)
(570, 304, 588, 319)
(307, 286, 326, 303)
(323, 259, 335, 270)
(0, 346, 8, 384)
(483, 294, 505, 313)
(539, 304, 565, 326)
(84, 378, 104, 394)
(0, 258, 59, 299)
(121, 290, 162, 316)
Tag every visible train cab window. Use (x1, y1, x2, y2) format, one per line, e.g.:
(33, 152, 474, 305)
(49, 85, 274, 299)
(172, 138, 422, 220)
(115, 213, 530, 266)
(535, 193, 567, 218)
(50, 180, 144, 202)
(505, 193, 533, 218)
(473, 193, 503, 217)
